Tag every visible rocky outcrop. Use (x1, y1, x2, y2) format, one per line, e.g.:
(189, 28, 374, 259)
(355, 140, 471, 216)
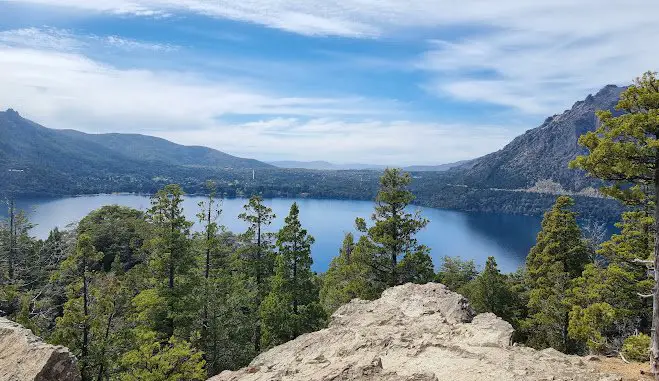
(0, 318, 81, 381)
(210, 283, 620, 381)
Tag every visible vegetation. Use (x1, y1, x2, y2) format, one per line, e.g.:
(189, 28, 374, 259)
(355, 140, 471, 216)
(571, 71, 659, 369)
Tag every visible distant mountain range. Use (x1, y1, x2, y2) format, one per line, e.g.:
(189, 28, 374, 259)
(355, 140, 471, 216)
(0, 84, 627, 219)
(269, 160, 469, 172)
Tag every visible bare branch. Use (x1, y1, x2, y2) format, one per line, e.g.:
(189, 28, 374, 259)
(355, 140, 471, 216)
(638, 293, 654, 298)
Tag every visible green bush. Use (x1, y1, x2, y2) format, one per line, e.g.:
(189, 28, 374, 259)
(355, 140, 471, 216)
(622, 334, 650, 362)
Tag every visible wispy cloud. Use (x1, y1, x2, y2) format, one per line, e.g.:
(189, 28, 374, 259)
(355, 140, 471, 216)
(0, 27, 178, 53)
(7, 0, 659, 115)
(157, 118, 515, 165)
(0, 34, 513, 164)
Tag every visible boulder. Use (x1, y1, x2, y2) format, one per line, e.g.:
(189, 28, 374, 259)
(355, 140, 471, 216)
(210, 283, 620, 381)
(0, 318, 81, 381)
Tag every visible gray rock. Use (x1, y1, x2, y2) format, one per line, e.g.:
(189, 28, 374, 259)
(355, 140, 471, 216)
(0, 318, 81, 381)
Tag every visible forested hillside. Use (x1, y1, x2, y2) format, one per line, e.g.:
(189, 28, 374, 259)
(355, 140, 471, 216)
(0, 108, 271, 182)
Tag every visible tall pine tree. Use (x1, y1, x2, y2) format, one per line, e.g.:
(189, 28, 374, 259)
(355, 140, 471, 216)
(260, 203, 325, 348)
(238, 195, 275, 353)
(571, 71, 659, 370)
(356, 168, 430, 287)
(524, 196, 589, 353)
(144, 184, 197, 339)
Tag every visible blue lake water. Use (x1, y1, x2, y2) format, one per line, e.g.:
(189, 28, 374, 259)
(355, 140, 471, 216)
(2, 195, 543, 273)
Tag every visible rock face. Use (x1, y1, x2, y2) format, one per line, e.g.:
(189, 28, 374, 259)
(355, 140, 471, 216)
(210, 283, 620, 381)
(452, 85, 625, 191)
(0, 318, 81, 381)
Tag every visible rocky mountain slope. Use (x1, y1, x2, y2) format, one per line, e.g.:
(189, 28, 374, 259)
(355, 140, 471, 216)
(451, 85, 625, 191)
(210, 283, 620, 381)
(0, 317, 81, 381)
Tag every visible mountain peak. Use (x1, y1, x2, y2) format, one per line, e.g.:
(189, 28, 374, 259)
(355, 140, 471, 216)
(4, 108, 20, 117)
(590, 84, 625, 104)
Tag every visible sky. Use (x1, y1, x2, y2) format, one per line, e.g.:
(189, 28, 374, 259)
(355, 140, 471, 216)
(0, 1, 657, 165)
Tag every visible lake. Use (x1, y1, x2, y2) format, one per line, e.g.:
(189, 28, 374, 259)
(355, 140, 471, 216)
(1, 195, 543, 273)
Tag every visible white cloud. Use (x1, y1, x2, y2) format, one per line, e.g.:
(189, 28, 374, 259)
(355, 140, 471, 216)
(0, 27, 178, 53)
(0, 27, 81, 51)
(156, 118, 514, 165)
(101, 35, 177, 52)
(5, 0, 659, 114)
(0, 47, 392, 125)
(0, 41, 513, 164)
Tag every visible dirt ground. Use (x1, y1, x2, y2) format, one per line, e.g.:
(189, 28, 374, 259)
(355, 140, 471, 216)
(590, 356, 654, 381)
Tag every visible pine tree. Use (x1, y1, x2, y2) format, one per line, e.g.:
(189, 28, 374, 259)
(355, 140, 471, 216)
(118, 328, 205, 381)
(238, 195, 276, 353)
(320, 233, 380, 313)
(524, 196, 589, 353)
(462, 257, 518, 324)
(51, 234, 102, 380)
(77, 205, 151, 271)
(260, 203, 325, 348)
(196, 181, 223, 367)
(435, 256, 478, 293)
(568, 211, 653, 354)
(397, 246, 435, 284)
(356, 168, 430, 287)
(570, 71, 659, 370)
(144, 184, 197, 339)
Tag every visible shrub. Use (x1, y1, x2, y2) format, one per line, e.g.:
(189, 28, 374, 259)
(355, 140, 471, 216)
(622, 334, 650, 362)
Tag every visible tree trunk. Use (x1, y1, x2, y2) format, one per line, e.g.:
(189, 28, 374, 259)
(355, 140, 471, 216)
(390, 206, 398, 287)
(652, 154, 659, 376)
(82, 256, 89, 381)
(202, 200, 211, 358)
(168, 214, 176, 338)
(96, 311, 115, 381)
(254, 220, 262, 353)
(8, 199, 14, 280)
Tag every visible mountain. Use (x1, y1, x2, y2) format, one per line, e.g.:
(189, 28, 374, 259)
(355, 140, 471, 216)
(60, 130, 270, 169)
(270, 160, 468, 172)
(269, 160, 386, 170)
(450, 85, 625, 191)
(0, 109, 271, 174)
(405, 160, 471, 172)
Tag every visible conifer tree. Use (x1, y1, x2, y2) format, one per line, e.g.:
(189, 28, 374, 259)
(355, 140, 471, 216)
(356, 168, 430, 287)
(571, 71, 659, 370)
(260, 203, 325, 348)
(524, 196, 589, 353)
(144, 184, 196, 339)
(435, 256, 478, 293)
(196, 181, 223, 364)
(51, 234, 102, 380)
(320, 233, 379, 313)
(568, 211, 653, 353)
(463, 256, 518, 324)
(118, 329, 206, 381)
(238, 195, 276, 353)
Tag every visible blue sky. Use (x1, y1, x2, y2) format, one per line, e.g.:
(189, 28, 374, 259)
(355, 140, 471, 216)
(0, 0, 657, 165)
